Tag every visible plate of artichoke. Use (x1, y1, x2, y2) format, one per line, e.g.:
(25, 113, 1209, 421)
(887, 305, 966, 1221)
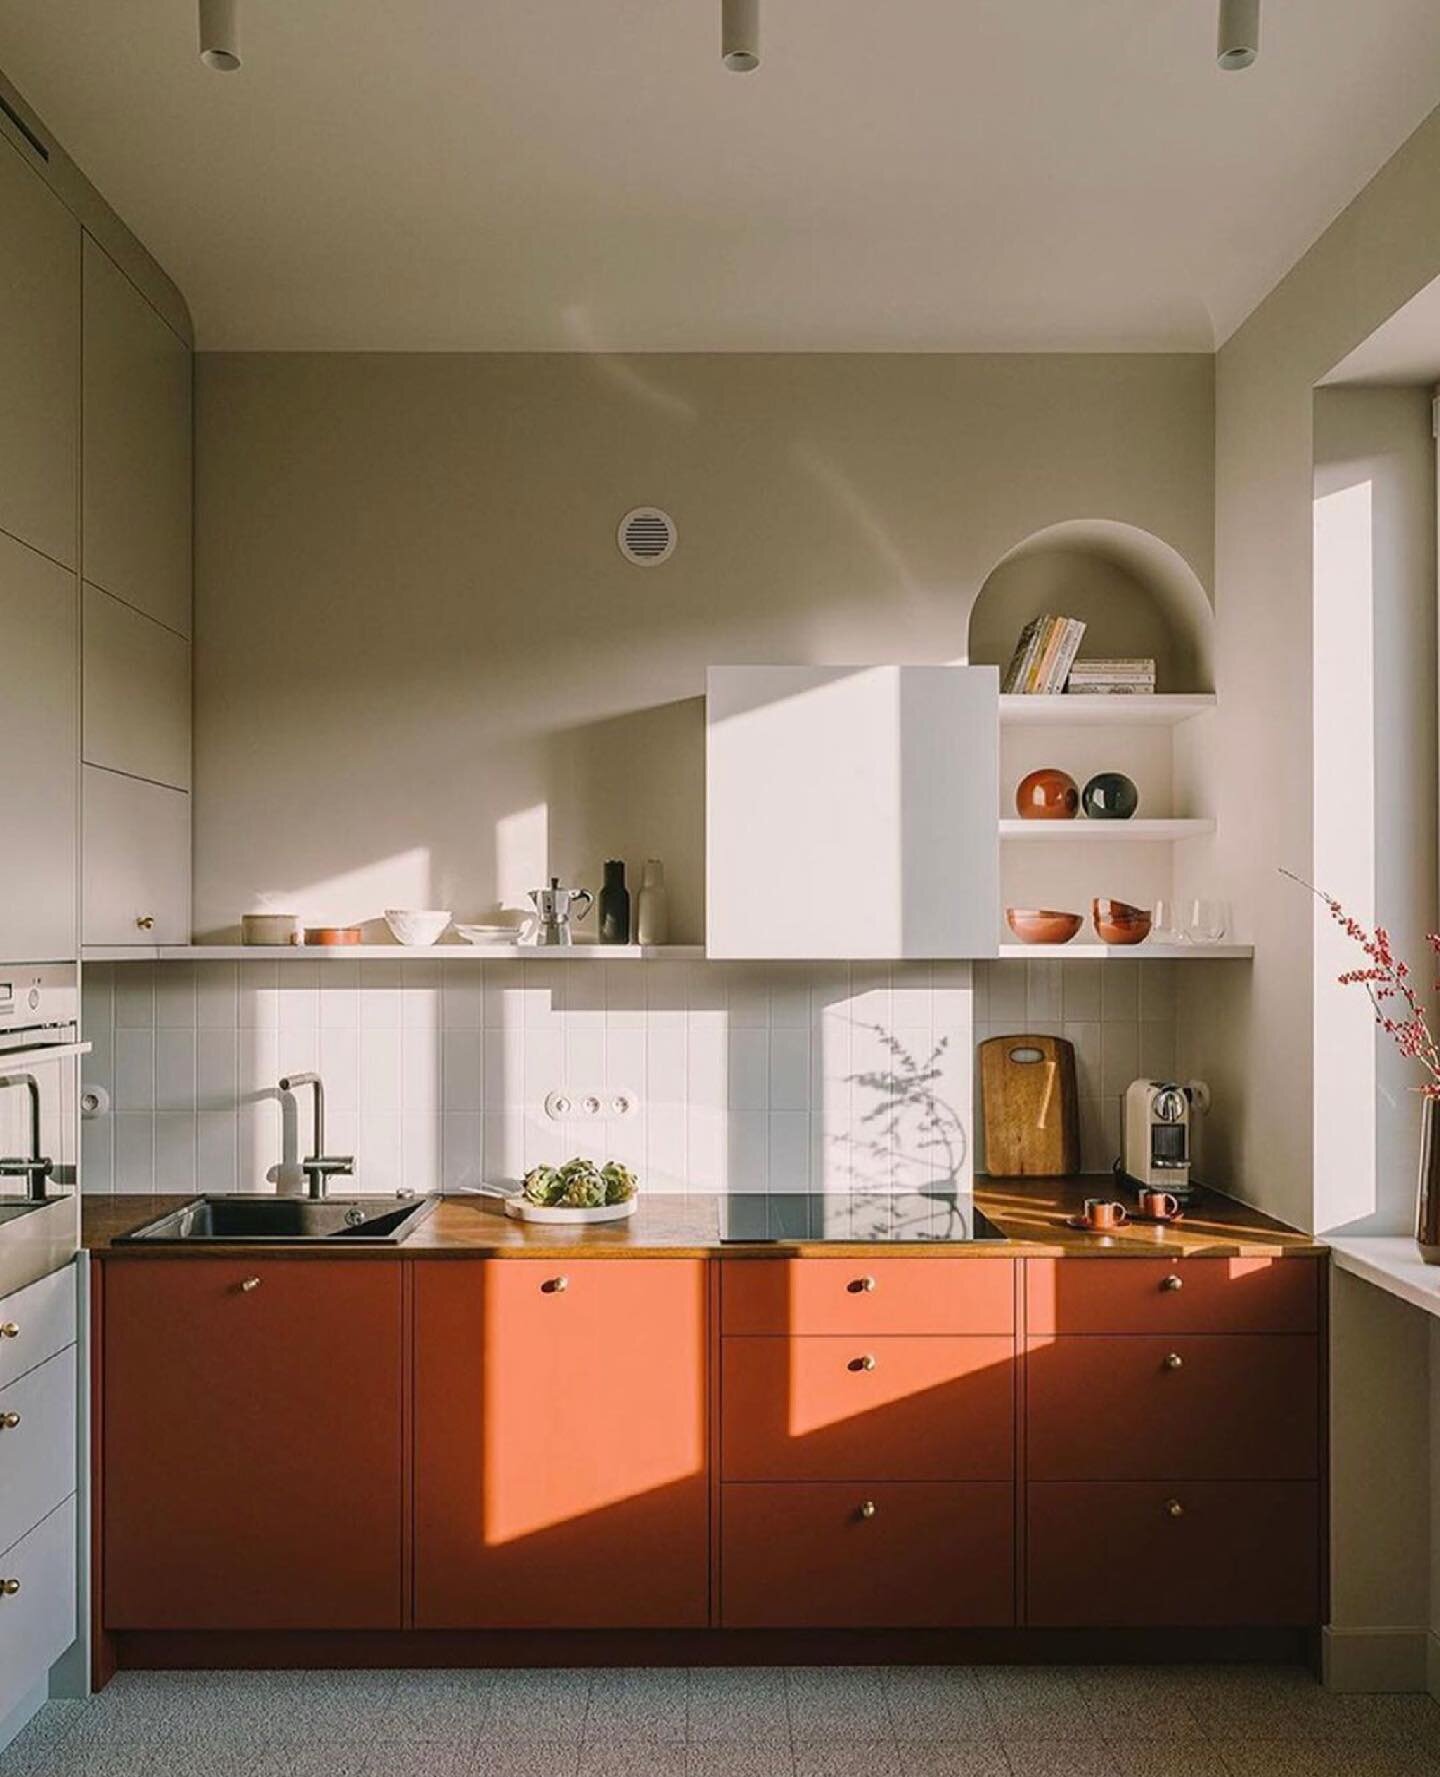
(505, 1157, 639, 1223)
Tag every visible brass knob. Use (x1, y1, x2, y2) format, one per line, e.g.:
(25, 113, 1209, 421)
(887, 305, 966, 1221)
(856, 1354, 877, 1372)
(0, 1413, 19, 1429)
(851, 1276, 877, 1294)
(1161, 1274, 1183, 1293)
(238, 1277, 261, 1293)
(0, 1324, 17, 1340)
(0, 1579, 18, 1596)
(1164, 1498, 1185, 1519)
(858, 1500, 877, 1520)
(1163, 1352, 1184, 1371)
(543, 1276, 569, 1294)
(135, 915, 155, 931)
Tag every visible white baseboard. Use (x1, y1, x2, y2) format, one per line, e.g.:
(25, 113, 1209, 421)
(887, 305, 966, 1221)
(1323, 1625, 1432, 1692)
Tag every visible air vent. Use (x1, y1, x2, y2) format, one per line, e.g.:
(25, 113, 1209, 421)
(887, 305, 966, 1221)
(618, 507, 676, 567)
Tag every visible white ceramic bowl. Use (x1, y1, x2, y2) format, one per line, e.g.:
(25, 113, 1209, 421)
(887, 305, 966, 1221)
(384, 909, 452, 947)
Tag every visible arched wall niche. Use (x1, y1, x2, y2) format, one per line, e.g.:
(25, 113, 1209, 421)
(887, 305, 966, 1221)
(967, 519, 1215, 693)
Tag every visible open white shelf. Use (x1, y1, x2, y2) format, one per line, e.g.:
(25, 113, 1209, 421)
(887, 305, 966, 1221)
(999, 818, 1215, 843)
(82, 944, 708, 963)
(999, 694, 1215, 726)
(998, 942, 1251, 960)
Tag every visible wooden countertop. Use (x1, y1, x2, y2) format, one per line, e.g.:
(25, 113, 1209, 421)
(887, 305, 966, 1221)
(82, 1179, 1325, 1260)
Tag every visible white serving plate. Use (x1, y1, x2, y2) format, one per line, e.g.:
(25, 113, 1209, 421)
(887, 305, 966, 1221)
(503, 1197, 638, 1225)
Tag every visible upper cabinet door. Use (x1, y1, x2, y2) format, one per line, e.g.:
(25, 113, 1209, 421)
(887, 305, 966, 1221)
(706, 665, 998, 959)
(0, 136, 79, 569)
(82, 236, 191, 637)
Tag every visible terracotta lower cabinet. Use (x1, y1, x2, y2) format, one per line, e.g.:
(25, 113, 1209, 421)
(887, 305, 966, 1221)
(102, 1259, 405, 1630)
(414, 1259, 710, 1628)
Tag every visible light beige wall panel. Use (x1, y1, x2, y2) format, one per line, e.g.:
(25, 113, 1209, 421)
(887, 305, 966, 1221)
(193, 351, 1213, 943)
(82, 766, 189, 946)
(82, 583, 191, 791)
(82, 236, 191, 637)
(0, 530, 77, 962)
(0, 133, 78, 569)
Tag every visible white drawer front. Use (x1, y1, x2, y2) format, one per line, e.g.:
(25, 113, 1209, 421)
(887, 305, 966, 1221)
(0, 1267, 76, 1392)
(0, 1499, 76, 1724)
(0, 1348, 76, 1557)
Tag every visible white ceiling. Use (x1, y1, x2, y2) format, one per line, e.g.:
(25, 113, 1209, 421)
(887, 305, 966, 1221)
(2, 1, 1440, 353)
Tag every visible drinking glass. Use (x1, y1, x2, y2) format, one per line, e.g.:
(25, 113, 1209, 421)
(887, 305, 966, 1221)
(1185, 898, 1230, 944)
(1151, 898, 1184, 943)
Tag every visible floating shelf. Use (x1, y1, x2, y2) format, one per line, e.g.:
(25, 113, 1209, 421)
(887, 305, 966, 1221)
(82, 944, 708, 963)
(997, 943, 1251, 961)
(999, 694, 1216, 726)
(999, 818, 1215, 843)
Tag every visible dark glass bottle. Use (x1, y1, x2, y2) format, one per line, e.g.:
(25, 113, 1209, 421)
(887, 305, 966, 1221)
(598, 859, 631, 945)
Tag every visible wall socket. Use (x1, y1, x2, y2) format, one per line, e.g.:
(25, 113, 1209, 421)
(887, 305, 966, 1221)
(544, 1089, 639, 1122)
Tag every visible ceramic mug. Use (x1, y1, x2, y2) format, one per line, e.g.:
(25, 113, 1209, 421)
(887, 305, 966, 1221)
(1082, 1198, 1128, 1230)
(1137, 1189, 1182, 1221)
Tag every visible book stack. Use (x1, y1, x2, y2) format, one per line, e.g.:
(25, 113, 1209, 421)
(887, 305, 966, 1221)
(1066, 658, 1157, 696)
(1001, 614, 1087, 695)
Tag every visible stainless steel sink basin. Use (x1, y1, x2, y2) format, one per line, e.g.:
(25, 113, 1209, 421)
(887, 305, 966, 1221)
(114, 1194, 437, 1245)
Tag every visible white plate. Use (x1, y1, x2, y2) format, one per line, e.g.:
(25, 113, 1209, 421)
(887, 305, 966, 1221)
(455, 924, 525, 946)
(503, 1197, 639, 1224)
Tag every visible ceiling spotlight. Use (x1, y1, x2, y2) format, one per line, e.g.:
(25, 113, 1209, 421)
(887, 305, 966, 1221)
(722, 0, 759, 73)
(1217, 0, 1259, 71)
(199, 0, 241, 71)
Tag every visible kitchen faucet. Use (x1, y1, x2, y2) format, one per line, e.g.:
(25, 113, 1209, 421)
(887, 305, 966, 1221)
(278, 1073, 354, 1199)
(0, 1074, 54, 1202)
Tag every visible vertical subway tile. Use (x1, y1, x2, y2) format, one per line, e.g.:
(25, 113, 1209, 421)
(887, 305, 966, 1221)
(605, 1028, 646, 1096)
(477, 1111, 519, 1185)
(319, 963, 360, 1029)
(114, 963, 155, 1029)
(1139, 1020, 1176, 1082)
(360, 1026, 403, 1112)
(237, 960, 280, 1031)
(195, 962, 238, 1029)
(197, 1111, 238, 1192)
(566, 962, 606, 1019)
(1101, 1022, 1141, 1100)
(647, 1104, 687, 1190)
(401, 1112, 441, 1195)
(1139, 959, 1178, 1021)
(114, 1028, 155, 1112)
(727, 1110, 769, 1191)
(523, 1029, 564, 1108)
(603, 963, 645, 1030)
(360, 961, 402, 1029)
(154, 963, 196, 1028)
(81, 1115, 113, 1194)
(1064, 1021, 1104, 1099)
(647, 1025, 688, 1107)
(769, 1027, 811, 1112)
(113, 1113, 155, 1192)
(319, 1026, 361, 1109)
(1100, 959, 1141, 1023)
(768, 1112, 811, 1190)
(688, 1106, 725, 1190)
(402, 1025, 441, 1114)
(484, 1029, 523, 1112)
(443, 960, 485, 1030)
(1025, 960, 1064, 1025)
(1060, 960, 1103, 1022)
(726, 966, 770, 1029)
(727, 1029, 769, 1111)
(445, 1029, 486, 1114)
(985, 959, 1027, 1026)
(154, 1028, 196, 1114)
(154, 1114, 196, 1192)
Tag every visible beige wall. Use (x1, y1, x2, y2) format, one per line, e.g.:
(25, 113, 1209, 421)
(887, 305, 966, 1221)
(1193, 105, 1440, 1236)
(194, 352, 1212, 942)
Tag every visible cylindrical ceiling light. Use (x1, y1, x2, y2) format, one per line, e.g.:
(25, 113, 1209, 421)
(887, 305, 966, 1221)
(722, 0, 759, 73)
(199, 0, 241, 71)
(1217, 0, 1260, 70)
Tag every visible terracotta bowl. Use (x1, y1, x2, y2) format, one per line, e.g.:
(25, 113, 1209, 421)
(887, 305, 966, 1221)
(1015, 767, 1079, 820)
(1092, 898, 1152, 946)
(1006, 908, 1084, 945)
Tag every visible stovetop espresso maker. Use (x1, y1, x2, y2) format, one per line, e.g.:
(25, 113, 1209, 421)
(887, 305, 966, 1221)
(527, 877, 594, 946)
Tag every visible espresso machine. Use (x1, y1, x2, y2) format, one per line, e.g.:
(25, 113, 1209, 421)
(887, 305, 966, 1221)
(527, 878, 594, 946)
(1121, 1078, 1195, 1202)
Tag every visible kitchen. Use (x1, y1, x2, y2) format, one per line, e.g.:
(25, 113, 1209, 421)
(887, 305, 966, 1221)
(2, 4, 1440, 1775)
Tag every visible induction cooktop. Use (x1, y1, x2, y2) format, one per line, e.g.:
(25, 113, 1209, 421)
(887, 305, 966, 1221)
(718, 1191, 1006, 1244)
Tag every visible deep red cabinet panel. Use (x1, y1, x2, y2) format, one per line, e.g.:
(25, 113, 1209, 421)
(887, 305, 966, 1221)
(103, 1259, 404, 1630)
(722, 1481, 1014, 1627)
(1026, 1334, 1320, 1480)
(414, 1259, 709, 1629)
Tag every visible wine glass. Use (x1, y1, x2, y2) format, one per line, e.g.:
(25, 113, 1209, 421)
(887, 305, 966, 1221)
(1185, 898, 1230, 945)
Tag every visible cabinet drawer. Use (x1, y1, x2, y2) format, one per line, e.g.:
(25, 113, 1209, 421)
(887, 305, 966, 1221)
(0, 1348, 76, 1556)
(723, 1335, 1014, 1481)
(1026, 1336, 1318, 1480)
(1027, 1481, 1319, 1627)
(722, 1482, 1014, 1627)
(0, 1267, 76, 1392)
(722, 1259, 1014, 1336)
(0, 1500, 76, 1725)
(1026, 1258, 1319, 1336)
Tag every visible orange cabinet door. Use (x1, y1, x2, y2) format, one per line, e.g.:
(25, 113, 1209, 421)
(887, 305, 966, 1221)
(722, 1482, 1014, 1627)
(102, 1259, 404, 1630)
(415, 1259, 709, 1628)
(722, 1258, 1015, 1336)
(1026, 1335, 1319, 1480)
(1026, 1257, 1319, 1336)
(723, 1335, 1014, 1481)
(1027, 1481, 1320, 1626)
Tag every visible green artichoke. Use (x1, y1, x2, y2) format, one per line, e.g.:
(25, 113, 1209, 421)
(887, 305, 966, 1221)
(557, 1157, 606, 1208)
(601, 1160, 638, 1204)
(521, 1164, 563, 1206)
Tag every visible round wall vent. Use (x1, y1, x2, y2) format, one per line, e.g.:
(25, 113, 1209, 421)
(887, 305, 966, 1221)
(618, 507, 677, 567)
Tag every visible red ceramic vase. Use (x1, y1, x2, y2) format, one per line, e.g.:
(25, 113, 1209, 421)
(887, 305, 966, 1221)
(1016, 768, 1079, 820)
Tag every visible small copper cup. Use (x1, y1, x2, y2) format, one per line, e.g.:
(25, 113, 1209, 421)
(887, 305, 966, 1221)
(1082, 1198, 1128, 1230)
(1137, 1188, 1181, 1221)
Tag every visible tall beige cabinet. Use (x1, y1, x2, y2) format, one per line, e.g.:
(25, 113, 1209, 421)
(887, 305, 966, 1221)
(80, 238, 193, 945)
(0, 94, 192, 963)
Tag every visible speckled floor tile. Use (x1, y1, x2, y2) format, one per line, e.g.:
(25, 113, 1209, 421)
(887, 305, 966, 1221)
(792, 1742, 904, 1777)
(686, 1672, 791, 1743)
(785, 1671, 890, 1742)
(895, 1742, 1010, 1776)
(978, 1669, 1100, 1741)
(685, 1744, 797, 1777)
(389, 1671, 498, 1738)
(577, 1741, 687, 1777)
(584, 1672, 688, 1744)
(882, 1670, 992, 1739)
(470, 1742, 583, 1777)
(1213, 1740, 1430, 1777)
(488, 1675, 590, 1742)
(1002, 1742, 1123, 1777)
(1106, 1743, 1232, 1777)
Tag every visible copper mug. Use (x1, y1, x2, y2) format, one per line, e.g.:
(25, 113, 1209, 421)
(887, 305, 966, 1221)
(1137, 1188, 1182, 1221)
(1081, 1198, 1128, 1231)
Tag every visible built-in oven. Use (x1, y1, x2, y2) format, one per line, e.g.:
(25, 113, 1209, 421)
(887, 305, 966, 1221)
(0, 964, 82, 1298)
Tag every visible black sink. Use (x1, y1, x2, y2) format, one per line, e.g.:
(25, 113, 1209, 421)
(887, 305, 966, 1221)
(114, 1194, 437, 1245)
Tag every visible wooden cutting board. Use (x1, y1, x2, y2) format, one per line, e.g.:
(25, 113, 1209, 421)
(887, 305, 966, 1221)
(980, 1033, 1080, 1177)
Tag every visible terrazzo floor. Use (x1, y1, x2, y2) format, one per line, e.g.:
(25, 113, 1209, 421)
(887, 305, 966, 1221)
(2, 1666, 1438, 1777)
